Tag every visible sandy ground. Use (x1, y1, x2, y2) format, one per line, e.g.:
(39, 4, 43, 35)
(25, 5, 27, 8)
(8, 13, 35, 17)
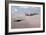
(11, 14, 40, 29)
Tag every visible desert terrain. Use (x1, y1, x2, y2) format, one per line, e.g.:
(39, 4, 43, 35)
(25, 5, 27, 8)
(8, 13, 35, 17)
(11, 14, 40, 29)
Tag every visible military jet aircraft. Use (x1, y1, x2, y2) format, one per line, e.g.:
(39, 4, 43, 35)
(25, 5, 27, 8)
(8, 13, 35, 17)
(13, 15, 25, 22)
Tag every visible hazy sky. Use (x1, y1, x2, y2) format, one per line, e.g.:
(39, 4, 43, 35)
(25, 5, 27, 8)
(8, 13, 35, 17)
(11, 6, 41, 16)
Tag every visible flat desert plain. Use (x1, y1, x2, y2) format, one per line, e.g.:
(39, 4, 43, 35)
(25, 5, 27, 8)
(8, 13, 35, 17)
(11, 14, 40, 29)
